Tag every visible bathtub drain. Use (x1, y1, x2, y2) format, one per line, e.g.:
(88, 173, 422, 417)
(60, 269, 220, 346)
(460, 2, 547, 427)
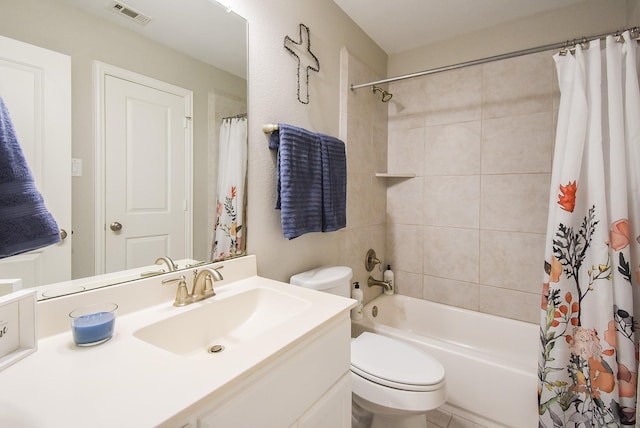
(372, 306, 378, 317)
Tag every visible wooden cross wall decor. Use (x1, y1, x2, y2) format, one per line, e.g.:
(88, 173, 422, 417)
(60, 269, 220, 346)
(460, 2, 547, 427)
(284, 23, 320, 104)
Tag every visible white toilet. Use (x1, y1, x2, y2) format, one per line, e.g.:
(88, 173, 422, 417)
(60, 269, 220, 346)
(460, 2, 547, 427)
(290, 266, 446, 428)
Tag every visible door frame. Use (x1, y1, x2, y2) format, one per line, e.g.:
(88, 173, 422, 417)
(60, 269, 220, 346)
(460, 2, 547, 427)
(93, 61, 193, 275)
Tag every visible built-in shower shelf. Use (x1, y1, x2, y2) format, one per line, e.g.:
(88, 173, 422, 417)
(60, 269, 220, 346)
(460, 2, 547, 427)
(375, 172, 416, 178)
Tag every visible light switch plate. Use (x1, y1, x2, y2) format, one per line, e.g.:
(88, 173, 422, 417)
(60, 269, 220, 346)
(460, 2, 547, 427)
(71, 158, 83, 176)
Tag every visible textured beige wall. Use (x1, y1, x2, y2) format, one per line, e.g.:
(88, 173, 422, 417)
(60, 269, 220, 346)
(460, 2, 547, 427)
(388, 0, 630, 77)
(227, 0, 387, 283)
(0, 0, 246, 279)
(340, 48, 388, 303)
(628, 0, 640, 25)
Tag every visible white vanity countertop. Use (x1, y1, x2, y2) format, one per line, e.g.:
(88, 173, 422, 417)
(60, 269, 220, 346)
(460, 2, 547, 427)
(0, 257, 355, 427)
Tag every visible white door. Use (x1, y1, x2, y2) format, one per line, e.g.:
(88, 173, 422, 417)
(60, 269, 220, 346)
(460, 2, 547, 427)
(103, 73, 191, 273)
(0, 35, 71, 289)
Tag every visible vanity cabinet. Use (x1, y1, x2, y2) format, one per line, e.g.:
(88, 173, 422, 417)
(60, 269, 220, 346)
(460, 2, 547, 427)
(0, 256, 355, 427)
(294, 373, 351, 428)
(168, 315, 352, 428)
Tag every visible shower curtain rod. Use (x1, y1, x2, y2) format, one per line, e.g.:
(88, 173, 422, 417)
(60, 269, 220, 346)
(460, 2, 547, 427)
(222, 113, 247, 120)
(350, 26, 639, 90)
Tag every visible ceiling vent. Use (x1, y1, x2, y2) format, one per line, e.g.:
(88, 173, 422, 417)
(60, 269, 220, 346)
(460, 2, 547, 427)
(107, 1, 153, 25)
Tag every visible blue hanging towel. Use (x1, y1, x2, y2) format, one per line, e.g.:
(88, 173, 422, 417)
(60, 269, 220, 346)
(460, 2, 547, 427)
(269, 123, 323, 239)
(318, 133, 346, 232)
(0, 97, 60, 258)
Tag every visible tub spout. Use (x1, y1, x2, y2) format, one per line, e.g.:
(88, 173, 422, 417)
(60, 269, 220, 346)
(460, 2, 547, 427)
(368, 276, 392, 292)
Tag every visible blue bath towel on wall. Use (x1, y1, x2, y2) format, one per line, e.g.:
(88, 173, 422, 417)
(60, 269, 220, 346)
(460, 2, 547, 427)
(0, 97, 60, 258)
(269, 124, 323, 239)
(269, 124, 347, 239)
(318, 133, 346, 232)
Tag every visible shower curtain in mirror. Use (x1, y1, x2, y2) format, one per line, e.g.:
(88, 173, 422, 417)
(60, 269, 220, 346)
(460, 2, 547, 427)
(211, 116, 247, 261)
(539, 31, 640, 426)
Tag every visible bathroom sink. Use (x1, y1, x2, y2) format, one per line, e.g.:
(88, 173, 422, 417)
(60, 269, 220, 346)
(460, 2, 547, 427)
(133, 287, 312, 358)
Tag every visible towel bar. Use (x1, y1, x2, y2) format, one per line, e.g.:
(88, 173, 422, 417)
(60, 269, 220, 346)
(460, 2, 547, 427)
(262, 124, 279, 133)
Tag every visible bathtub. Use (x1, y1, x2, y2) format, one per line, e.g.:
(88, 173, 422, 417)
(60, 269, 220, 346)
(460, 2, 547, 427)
(351, 294, 539, 428)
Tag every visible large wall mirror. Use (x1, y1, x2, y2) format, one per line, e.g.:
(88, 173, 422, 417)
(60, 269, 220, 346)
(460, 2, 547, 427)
(0, 0, 248, 299)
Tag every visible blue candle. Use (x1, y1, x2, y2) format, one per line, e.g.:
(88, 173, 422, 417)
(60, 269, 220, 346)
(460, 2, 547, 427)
(72, 311, 115, 345)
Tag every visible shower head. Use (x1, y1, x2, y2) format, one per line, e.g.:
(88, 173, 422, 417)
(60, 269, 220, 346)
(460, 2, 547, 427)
(372, 85, 393, 102)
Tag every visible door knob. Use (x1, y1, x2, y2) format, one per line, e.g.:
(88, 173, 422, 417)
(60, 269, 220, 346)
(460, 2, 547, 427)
(60, 229, 68, 240)
(110, 222, 123, 231)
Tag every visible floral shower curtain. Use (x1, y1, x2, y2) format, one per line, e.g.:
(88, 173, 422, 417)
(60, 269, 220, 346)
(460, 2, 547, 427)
(539, 31, 640, 426)
(211, 116, 247, 261)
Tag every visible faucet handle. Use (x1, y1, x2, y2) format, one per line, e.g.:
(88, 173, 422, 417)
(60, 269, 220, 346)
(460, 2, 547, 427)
(202, 275, 216, 298)
(210, 265, 224, 281)
(162, 275, 189, 307)
(365, 249, 381, 272)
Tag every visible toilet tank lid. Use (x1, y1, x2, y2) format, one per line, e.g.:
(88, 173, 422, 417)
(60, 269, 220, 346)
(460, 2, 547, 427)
(290, 266, 353, 290)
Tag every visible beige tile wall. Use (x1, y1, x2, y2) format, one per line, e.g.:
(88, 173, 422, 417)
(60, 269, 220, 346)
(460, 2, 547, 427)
(385, 50, 558, 323)
(339, 50, 388, 304)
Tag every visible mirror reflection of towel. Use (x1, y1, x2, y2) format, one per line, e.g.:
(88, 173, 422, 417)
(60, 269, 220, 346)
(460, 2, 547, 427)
(0, 97, 60, 258)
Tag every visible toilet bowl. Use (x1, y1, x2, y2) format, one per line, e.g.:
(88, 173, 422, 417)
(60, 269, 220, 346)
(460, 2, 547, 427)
(351, 332, 446, 428)
(290, 266, 446, 428)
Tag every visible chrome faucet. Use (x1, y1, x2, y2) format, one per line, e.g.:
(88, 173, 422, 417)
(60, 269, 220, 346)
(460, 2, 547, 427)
(155, 256, 178, 272)
(162, 266, 223, 307)
(191, 267, 224, 302)
(368, 275, 392, 292)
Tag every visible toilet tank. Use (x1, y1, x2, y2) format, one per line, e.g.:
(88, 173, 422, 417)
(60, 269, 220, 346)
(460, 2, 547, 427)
(290, 266, 353, 298)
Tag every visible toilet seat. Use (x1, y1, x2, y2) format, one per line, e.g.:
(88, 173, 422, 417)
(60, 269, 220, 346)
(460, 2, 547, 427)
(351, 332, 445, 392)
